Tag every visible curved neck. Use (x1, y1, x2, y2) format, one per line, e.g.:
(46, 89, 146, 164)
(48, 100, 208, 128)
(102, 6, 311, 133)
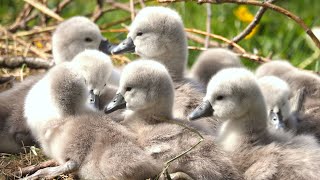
(218, 98, 268, 151)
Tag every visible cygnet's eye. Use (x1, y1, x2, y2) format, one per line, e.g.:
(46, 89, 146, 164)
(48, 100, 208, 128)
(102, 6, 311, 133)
(125, 87, 132, 92)
(84, 37, 93, 42)
(104, 83, 107, 87)
(216, 95, 224, 101)
(136, 32, 143, 36)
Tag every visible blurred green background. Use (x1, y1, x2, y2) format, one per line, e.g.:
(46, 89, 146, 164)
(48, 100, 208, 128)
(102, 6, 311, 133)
(0, 0, 319, 71)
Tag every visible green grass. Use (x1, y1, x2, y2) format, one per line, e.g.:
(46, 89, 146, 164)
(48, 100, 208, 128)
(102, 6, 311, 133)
(0, 0, 319, 70)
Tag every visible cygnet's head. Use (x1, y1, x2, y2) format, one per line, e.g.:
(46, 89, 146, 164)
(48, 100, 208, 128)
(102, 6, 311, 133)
(190, 48, 242, 86)
(189, 68, 267, 122)
(258, 76, 291, 130)
(52, 16, 115, 64)
(71, 50, 113, 107)
(255, 60, 295, 78)
(112, 7, 187, 79)
(105, 60, 174, 118)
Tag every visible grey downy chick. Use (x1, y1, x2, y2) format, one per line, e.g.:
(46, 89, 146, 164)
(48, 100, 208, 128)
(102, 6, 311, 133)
(190, 48, 242, 88)
(0, 16, 116, 153)
(257, 76, 297, 132)
(111, 6, 220, 133)
(256, 60, 320, 140)
(105, 60, 243, 180)
(189, 68, 320, 180)
(24, 50, 160, 180)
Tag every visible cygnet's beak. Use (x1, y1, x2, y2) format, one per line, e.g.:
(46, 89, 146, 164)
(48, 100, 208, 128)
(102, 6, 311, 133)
(98, 39, 117, 55)
(188, 100, 213, 121)
(270, 110, 285, 130)
(111, 37, 135, 55)
(104, 93, 127, 114)
(89, 90, 100, 109)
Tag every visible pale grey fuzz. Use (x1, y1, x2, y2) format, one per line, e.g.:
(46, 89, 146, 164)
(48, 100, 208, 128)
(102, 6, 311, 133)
(190, 48, 242, 87)
(201, 68, 320, 179)
(24, 51, 159, 179)
(111, 60, 243, 180)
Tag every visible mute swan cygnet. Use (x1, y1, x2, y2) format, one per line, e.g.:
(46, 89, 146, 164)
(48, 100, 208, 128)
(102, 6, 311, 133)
(111, 6, 220, 132)
(190, 48, 242, 87)
(105, 60, 243, 180)
(0, 16, 117, 153)
(189, 68, 320, 179)
(24, 50, 160, 179)
(257, 76, 297, 132)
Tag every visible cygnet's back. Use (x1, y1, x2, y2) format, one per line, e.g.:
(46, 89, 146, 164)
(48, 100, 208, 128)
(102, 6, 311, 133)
(105, 60, 243, 180)
(190, 48, 242, 87)
(189, 68, 320, 179)
(24, 50, 160, 179)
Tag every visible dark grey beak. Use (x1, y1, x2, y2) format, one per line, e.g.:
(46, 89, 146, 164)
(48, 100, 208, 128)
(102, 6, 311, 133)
(188, 100, 213, 121)
(111, 37, 135, 54)
(99, 39, 117, 55)
(104, 93, 127, 114)
(89, 90, 100, 109)
(270, 110, 285, 130)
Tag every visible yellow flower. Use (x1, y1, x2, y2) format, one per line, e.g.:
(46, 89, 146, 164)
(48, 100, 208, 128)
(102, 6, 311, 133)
(34, 41, 44, 49)
(245, 25, 259, 40)
(234, 5, 254, 23)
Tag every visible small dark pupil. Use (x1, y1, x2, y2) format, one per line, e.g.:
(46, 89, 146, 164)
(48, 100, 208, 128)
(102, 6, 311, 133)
(126, 87, 132, 91)
(137, 32, 143, 36)
(216, 96, 224, 100)
(85, 37, 93, 42)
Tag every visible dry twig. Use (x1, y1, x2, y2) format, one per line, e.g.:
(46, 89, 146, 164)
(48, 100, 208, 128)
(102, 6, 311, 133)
(205, 4, 212, 48)
(0, 56, 53, 69)
(23, 0, 64, 21)
(158, 0, 320, 50)
(231, 0, 277, 44)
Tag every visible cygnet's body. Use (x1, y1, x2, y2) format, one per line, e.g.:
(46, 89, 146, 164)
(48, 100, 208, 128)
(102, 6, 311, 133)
(190, 48, 242, 87)
(112, 6, 219, 132)
(0, 16, 116, 153)
(24, 51, 159, 179)
(0, 74, 44, 153)
(256, 60, 320, 140)
(257, 76, 297, 131)
(189, 68, 320, 179)
(105, 60, 243, 180)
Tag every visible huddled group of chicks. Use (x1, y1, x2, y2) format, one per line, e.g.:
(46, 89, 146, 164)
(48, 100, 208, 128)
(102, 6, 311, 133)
(1, 6, 320, 180)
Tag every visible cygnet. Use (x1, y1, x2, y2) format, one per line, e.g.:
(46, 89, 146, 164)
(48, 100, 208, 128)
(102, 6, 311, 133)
(190, 48, 242, 87)
(111, 6, 219, 132)
(189, 68, 320, 179)
(105, 60, 243, 180)
(24, 50, 160, 179)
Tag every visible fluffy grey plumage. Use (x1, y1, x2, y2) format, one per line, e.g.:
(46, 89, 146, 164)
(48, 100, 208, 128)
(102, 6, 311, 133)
(190, 48, 242, 87)
(257, 76, 297, 132)
(0, 16, 118, 153)
(256, 60, 320, 140)
(112, 60, 243, 180)
(0, 74, 44, 153)
(117, 6, 219, 132)
(200, 68, 320, 179)
(24, 51, 159, 179)
(52, 16, 104, 65)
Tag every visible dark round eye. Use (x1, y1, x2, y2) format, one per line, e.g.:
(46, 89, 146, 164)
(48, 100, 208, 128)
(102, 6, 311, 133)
(104, 83, 107, 87)
(136, 32, 143, 36)
(84, 37, 93, 42)
(126, 87, 132, 91)
(216, 95, 224, 101)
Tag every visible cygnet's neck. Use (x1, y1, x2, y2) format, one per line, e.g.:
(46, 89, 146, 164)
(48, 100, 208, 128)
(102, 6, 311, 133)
(124, 101, 173, 132)
(218, 99, 268, 151)
(145, 47, 187, 82)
